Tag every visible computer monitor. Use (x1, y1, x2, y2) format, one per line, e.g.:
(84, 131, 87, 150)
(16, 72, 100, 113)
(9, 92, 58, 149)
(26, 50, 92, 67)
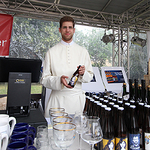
(101, 66, 129, 93)
(0, 57, 42, 83)
(82, 67, 105, 92)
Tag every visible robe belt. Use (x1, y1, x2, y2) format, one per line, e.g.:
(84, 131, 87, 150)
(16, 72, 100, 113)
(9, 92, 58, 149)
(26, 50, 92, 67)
(51, 89, 83, 96)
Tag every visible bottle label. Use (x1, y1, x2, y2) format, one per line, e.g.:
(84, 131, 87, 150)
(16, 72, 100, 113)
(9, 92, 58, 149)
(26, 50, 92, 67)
(115, 137, 128, 150)
(129, 133, 140, 150)
(103, 138, 115, 150)
(145, 132, 150, 149)
(69, 75, 78, 86)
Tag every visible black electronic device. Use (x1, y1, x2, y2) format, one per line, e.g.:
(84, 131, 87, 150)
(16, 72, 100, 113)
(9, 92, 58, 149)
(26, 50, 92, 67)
(0, 57, 42, 117)
(7, 72, 31, 117)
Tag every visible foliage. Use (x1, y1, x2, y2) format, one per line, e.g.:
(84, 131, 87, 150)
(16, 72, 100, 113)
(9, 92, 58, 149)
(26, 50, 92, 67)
(74, 27, 112, 69)
(10, 17, 112, 70)
(129, 33, 147, 81)
(10, 17, 61, 60)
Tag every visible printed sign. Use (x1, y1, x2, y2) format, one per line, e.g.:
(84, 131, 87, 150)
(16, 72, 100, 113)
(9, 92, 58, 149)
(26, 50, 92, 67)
(104, 70, 125, 84)
(0, 14, 13, 56)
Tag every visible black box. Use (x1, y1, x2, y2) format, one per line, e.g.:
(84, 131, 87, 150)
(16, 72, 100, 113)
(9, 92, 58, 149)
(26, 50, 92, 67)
(7, 72, 31, 117)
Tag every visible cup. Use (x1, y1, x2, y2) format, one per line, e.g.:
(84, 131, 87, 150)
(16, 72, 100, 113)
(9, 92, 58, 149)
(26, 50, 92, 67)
(50, 111, 68, 126)
(0, 123, 10, 136)
(7, 141, 37, 150)
(0, 132, 8, 150)
(49, 108, 65, 114)
(53, 116, 72, 124)
(36, 125, 49, 150)
(0, 114, 16, 136)
(12, 126, 36, 142)
(10, 133, 34, 146)
(14, 123, 29, 129)
(14, 123, 36, 140)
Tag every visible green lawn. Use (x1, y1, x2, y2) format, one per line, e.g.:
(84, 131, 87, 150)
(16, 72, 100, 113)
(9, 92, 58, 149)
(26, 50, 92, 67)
(0, 83, 42, 95)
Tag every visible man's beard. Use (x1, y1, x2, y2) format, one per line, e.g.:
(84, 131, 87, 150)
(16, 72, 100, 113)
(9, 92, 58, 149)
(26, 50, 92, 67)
(62, 34, 73, 42)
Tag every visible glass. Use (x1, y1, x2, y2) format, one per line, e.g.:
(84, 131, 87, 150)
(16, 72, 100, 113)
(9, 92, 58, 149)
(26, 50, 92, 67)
(73, 111, 88, 150)
(53, 122, 76, 150)
(81, 116, 103, 150)
(49, 108, 65, 113)
(49, 108, 65, 126)
(53, 116, 72, 124)
(36, 125, 49, 150)
(50, 111, 68, 126)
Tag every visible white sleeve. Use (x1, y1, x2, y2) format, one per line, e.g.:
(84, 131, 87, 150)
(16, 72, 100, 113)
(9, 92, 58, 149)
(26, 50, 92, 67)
(40, 51, 63, 90)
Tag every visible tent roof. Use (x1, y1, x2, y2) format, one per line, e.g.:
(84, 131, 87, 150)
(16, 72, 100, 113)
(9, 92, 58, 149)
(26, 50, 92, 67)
(0, 0, 150, 32)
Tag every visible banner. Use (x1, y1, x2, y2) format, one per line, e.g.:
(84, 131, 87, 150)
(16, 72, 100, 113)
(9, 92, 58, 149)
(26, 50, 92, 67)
(0, 14, 13, 56)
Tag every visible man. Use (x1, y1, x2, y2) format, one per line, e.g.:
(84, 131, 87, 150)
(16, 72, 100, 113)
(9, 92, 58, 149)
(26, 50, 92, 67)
(41, 16, 93, 117)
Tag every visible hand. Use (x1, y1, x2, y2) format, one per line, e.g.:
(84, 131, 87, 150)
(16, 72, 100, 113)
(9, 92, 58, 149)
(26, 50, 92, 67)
(79, 65, 85, 76)
(61, 75, 73, 88)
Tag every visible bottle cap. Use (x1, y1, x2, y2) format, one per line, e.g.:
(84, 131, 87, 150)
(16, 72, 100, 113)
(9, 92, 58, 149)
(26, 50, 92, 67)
(138, 102, 144, 106)
(113, 104, 119, 108)
(105, 107, 111, 111)
(118, 107, 124, 111)
(144, 105, 150, 108)
(130, 105, 136, 108)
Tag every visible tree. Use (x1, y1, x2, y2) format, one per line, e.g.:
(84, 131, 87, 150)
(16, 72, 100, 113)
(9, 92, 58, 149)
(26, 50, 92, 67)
(10, 17, 61, 60)
(75, 27, 112, 70)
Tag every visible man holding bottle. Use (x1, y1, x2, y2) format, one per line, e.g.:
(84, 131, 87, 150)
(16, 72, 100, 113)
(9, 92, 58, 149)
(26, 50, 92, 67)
(41, 16, 93, 117)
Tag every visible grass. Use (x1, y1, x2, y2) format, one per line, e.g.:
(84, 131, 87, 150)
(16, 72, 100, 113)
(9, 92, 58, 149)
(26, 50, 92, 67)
(0, 83, 42, 95)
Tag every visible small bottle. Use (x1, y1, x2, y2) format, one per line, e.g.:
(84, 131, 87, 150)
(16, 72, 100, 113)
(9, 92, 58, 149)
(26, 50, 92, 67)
(122, 83, 127, 97)
(143, 105, 150, 150)
(129, 79, 133, 102)
(147, 85, 150, 105)
(68, 65, 81, 87)
(102, 107, 115, 150)
(137, 102, 144, 149)
(115, 107, 128, 150)
(141, 79, 146, 104)
(129, 105, 140, 150)
(137, 84, 142, 103)
(134, 79, 138, 103)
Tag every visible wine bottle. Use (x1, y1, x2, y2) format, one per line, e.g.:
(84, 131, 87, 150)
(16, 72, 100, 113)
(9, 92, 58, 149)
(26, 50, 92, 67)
(147, 85, 150, 105)
(143, 105, 150, 150)
(137, 84, 142, 103)
(141, 79, 146, 104)
(129, 105, 140, 150)
(68, 65, 81, 87)
(129, 79, 133, 102)
(122, 83, 127, 97)
(115, 107, 128, 150)
(102, 107, 115, 150)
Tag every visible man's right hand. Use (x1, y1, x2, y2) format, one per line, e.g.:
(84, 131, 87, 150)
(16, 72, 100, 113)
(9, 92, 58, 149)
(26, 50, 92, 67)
(61, 75, 73, 88)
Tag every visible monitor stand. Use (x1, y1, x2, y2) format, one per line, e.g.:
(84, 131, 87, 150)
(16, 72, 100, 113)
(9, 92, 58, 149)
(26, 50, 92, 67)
(7, 72, 31, 117)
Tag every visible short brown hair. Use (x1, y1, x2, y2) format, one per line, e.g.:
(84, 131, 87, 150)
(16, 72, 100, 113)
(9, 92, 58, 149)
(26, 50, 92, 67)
(59, 16, 75, 28)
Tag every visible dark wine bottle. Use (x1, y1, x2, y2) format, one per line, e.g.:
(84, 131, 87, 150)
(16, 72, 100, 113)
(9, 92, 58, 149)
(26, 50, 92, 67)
(68, 65, 81, 87)
(129, 105, 140, 150)
(115, 107, 128, 150)
(143, 105, 150, 150)
(102, 107, 115, 150)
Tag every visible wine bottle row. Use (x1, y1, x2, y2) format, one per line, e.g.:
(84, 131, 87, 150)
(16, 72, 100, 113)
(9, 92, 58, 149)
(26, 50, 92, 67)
(84, 79, 150, 150)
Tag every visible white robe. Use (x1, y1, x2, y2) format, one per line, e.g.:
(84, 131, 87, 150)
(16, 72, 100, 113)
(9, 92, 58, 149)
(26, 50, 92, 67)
(41, 41, 93, 117)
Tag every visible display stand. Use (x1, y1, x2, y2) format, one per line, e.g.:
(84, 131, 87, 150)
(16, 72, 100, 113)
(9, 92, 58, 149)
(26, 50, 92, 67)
(101, 66, 129, 93)
(82, 67, 105, 92)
